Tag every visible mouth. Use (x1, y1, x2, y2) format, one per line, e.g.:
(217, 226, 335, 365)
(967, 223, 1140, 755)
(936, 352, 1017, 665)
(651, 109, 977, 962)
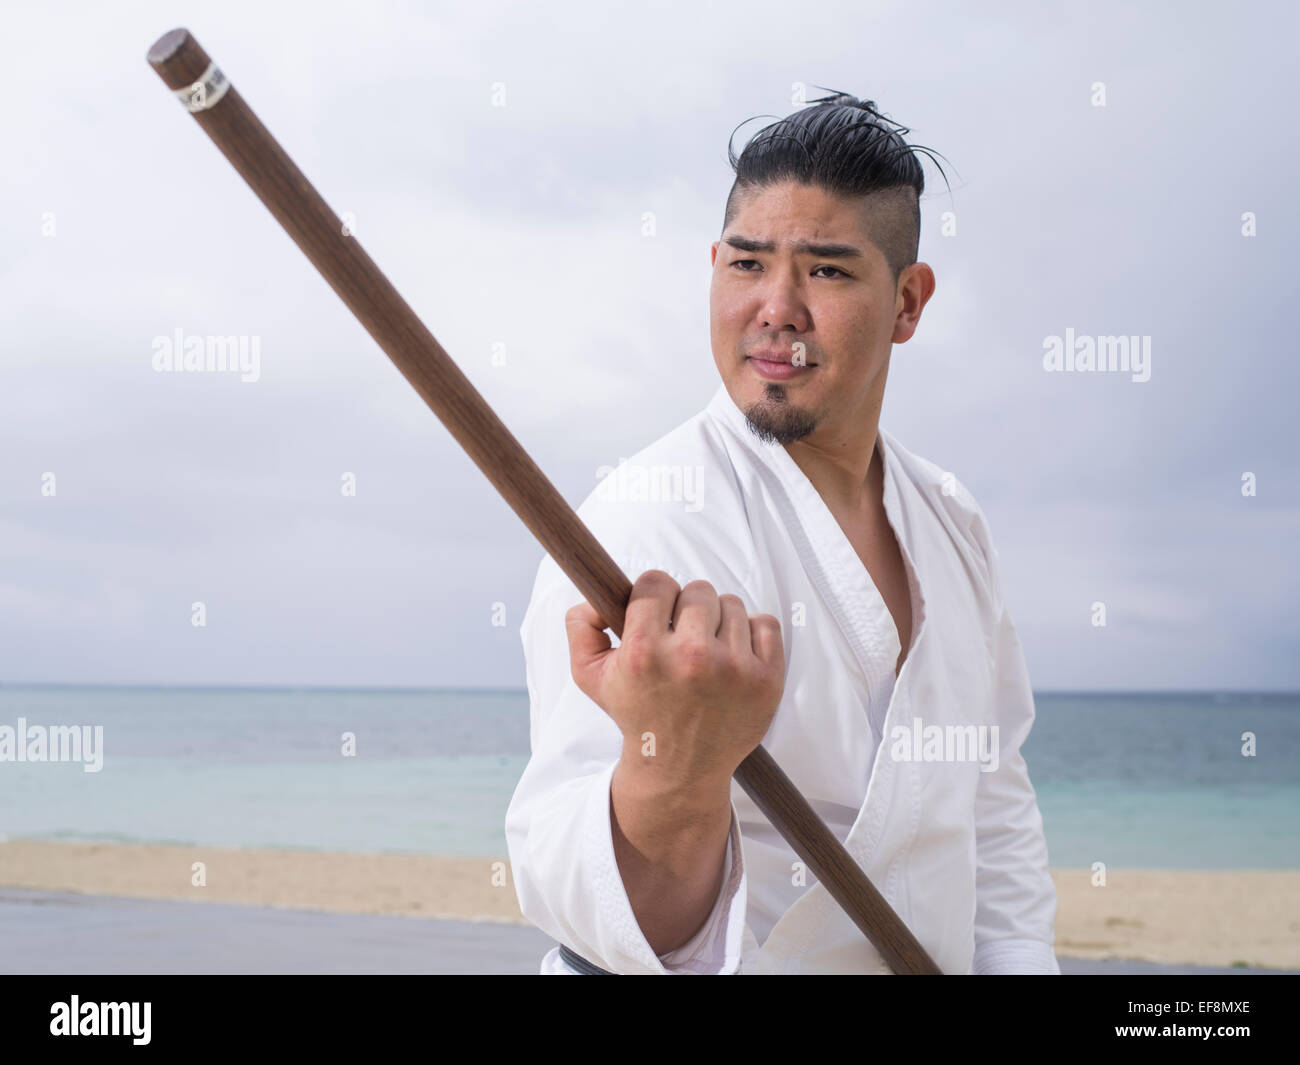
(746, 354, 817, 382)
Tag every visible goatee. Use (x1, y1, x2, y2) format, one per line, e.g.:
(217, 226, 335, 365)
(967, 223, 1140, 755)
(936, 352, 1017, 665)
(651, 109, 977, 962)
(742, 384, 819, 445)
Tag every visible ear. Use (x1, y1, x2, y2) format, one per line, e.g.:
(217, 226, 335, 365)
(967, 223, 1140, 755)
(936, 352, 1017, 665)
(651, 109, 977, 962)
(891, 262, 936, 344)
(710, 241, 719, 267)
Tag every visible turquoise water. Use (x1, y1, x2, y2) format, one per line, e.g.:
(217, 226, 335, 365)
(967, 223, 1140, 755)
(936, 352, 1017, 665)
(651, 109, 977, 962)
(1024, 691, 1299, 868)
(0, 686, 1295, 867)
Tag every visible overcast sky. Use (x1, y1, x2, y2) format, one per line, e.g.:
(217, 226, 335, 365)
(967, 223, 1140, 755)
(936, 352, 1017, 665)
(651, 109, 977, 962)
(1, 0, 1295, 691)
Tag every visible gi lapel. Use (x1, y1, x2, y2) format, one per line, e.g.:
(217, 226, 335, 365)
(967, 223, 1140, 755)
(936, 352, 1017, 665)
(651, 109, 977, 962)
(759, 428, 931, 968)
(756, 423, 929, 833)
(708, 386, 932, 966)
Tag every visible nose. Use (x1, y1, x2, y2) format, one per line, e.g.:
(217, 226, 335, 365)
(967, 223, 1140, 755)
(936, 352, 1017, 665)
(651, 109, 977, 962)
(757, 267, 811, 332)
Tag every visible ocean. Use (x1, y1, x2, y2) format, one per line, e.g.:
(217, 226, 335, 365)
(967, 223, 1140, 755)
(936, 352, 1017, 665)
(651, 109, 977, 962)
(0, 686, 1296, 868)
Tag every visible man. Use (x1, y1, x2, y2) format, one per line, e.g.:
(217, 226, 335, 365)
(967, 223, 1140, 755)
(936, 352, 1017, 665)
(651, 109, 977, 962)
(504, 92, 1059, 974)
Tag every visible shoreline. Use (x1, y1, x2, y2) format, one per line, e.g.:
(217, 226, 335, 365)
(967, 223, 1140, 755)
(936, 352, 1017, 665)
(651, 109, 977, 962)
(2, 839, 1296, 969)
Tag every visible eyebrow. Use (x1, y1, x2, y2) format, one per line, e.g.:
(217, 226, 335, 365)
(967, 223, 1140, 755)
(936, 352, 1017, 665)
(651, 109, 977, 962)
(722, 234, 865, 259)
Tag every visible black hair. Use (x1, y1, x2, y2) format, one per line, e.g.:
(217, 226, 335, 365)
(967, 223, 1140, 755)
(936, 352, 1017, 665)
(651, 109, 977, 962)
(723, 89, 951, 286)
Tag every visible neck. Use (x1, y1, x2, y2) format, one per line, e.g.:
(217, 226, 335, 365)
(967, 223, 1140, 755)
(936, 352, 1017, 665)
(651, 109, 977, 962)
(783, 386, 885, 517)
(785, 426, 882, 518)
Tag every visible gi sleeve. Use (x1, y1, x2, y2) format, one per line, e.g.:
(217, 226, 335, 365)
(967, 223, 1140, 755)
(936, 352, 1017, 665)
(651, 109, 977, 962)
(969, 508, 1062, 975)
(504, 554, 749, 975)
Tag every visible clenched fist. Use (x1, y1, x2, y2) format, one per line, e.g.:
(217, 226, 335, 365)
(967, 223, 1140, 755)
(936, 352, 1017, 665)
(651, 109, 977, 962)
(565, 569, 786, 792)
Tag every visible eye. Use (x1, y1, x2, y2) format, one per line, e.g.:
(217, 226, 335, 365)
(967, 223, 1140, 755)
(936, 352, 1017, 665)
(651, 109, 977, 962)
(729, 260, 851, 279)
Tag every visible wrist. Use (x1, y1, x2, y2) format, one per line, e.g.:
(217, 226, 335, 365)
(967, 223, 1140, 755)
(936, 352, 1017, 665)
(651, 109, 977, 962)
(614, 746, 734, 815)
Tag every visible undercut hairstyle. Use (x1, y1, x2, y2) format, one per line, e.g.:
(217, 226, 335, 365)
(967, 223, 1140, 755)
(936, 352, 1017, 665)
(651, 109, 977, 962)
(723, 90, 951, 287)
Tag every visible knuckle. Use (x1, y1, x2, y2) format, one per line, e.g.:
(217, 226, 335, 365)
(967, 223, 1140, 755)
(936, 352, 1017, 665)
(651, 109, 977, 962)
(683, 579, 717, 597)
(716, 655, 745, 685)
(620, 632, 657, 674)
(636, 569, 679, 592)
(676, 640, 714, 678)
(718, 593, 744, 610)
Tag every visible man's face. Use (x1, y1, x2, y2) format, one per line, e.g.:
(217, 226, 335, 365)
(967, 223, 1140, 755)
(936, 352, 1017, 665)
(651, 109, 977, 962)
(709, 180, 929, 450)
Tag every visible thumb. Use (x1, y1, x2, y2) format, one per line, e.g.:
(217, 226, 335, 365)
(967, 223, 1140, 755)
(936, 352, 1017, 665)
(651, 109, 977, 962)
(564, 599, 614, 699)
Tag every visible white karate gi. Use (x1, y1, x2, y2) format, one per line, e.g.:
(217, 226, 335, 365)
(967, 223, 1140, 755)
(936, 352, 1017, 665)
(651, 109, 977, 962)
(504, 384, 1060, 975)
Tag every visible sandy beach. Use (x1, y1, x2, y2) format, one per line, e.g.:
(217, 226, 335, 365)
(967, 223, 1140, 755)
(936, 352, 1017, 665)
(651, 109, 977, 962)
(1, 840, 1296, 969)
(0, 840, 525, 923)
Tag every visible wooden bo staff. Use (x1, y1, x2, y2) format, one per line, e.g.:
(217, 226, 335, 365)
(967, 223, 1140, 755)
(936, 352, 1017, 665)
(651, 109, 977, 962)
(145, 27, 941, 976)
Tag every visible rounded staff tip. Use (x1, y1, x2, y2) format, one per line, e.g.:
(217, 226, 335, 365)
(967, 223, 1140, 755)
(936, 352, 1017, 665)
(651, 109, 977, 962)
(147, 28, 214, 91)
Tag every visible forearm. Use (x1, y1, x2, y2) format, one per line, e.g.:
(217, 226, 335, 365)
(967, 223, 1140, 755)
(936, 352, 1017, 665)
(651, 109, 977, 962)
(610, 751, 733, 955)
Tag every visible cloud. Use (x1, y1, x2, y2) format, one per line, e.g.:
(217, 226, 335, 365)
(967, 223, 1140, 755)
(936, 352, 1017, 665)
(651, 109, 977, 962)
(1, 0, 1296, 688)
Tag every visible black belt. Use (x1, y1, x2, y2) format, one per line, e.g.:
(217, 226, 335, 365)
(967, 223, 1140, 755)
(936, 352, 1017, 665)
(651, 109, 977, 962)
(559, 943, 616, 975)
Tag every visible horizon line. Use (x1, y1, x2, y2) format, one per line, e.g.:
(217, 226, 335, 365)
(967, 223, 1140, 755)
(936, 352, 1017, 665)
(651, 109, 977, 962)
(0, 682, 1297, 697)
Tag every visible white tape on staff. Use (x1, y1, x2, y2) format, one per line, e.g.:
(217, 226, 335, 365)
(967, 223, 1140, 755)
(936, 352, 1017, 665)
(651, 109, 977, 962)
(175, 61, 230, 113)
